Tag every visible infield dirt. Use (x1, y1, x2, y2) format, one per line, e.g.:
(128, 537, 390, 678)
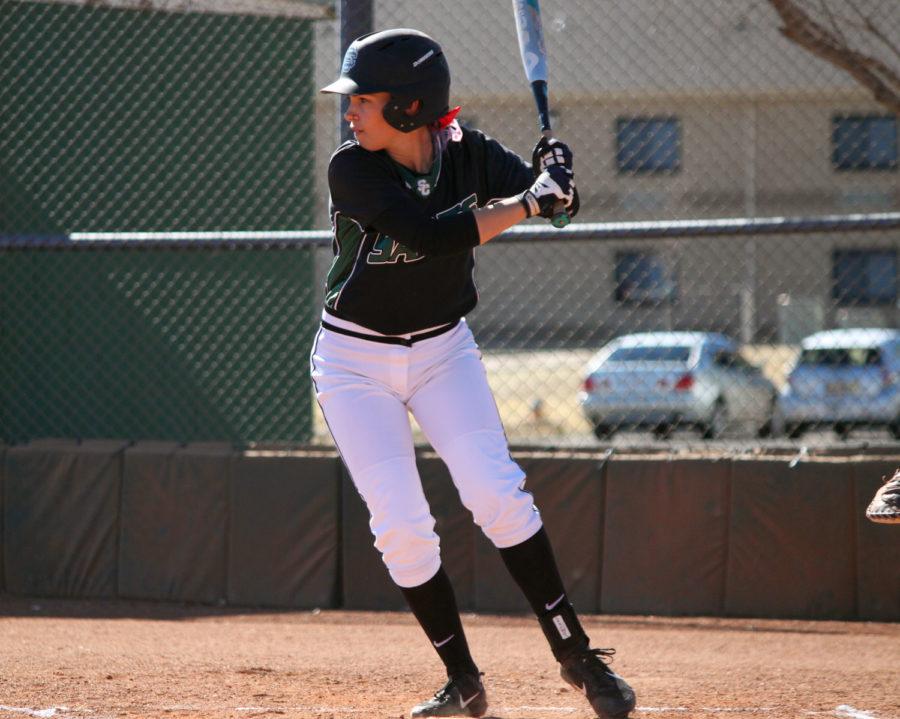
(0, 597, 897, 719)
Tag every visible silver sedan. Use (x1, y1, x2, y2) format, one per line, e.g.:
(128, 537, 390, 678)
(578, 332, 778, 439)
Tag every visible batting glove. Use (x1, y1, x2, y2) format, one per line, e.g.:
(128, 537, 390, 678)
(518, 165, 579, 219)
(532, 136, 574, 174)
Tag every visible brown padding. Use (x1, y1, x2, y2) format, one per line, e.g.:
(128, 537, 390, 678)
(853, 460, 900, 621)
(3, 440, 128, 597)
(474, 456, 604, 613)
(725, 458, 856, 619)
(119, 442, 231, 603)
(601, 457, 729, 615)
(341, 454, 477, 610)
(420, 456, 477, 609)
(340, 464, 405, 611)
(228, 452, 341, 608)
(0, 444, 6, 593)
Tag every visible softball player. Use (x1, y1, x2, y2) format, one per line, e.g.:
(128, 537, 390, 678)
(313, 28, 636, 719)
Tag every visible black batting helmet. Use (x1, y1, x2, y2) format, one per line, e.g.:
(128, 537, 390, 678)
(320, 28, 451, 132)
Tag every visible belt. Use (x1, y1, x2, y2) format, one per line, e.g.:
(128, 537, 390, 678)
(321, 319, 458, 347)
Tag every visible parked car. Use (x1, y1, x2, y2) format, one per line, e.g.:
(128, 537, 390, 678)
(778, 328, 900, 439)
(578, 332, 778, 439)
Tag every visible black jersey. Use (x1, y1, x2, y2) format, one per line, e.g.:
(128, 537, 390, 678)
(324, 123, 533, 335)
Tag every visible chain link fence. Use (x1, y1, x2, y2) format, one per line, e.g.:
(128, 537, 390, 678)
(2, 0, 899, 448)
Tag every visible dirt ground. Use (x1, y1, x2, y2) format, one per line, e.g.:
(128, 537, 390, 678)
(0, 597, 897, 719)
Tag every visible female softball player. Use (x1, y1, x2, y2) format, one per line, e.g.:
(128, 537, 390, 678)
(312, 28, 636, 719)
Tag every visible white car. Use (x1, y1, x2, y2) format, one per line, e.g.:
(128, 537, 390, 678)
(778, 328, 900, 439)
(578, 332, 778, 439)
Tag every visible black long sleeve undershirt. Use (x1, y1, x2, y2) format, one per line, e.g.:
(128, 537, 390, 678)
(369, 197, 481, 257)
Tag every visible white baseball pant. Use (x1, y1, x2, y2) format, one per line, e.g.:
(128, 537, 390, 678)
(310, 311, 543, 588)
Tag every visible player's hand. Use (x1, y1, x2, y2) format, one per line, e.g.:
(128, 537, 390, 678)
(518, 165, 578, 219)
(532, 136, 573, 174)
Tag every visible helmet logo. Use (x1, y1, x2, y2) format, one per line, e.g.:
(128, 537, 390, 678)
(416, 178, 431, 196)
(342, 45, 358, 74)
(412, 49, 435, 67)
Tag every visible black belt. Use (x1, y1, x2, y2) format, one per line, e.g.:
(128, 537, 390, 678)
(321, 319, 458, 347)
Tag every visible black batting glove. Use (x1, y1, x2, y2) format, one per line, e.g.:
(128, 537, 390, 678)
(518, 165, 578, 219)
(532, 136, 574, 175)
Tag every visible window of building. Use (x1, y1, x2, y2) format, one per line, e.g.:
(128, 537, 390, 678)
(616, 117, 680, 174)
(832, 249, 898, 306)
(832, 115, 898, 171)
(615, 251, 676, 303)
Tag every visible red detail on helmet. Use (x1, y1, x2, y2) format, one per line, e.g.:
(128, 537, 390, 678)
(435, 106, 461, 129)
(674, 373, 695, 391)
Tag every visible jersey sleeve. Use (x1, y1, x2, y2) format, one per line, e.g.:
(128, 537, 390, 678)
(475, 131, 534, 203)
(328, 144, 480, 256)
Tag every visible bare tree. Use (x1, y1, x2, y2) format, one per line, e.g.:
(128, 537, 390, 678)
(767, 0, 900, 115)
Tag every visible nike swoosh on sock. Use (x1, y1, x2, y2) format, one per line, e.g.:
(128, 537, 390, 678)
(433, 634, 455, 648)
(545, 593, 566, 611)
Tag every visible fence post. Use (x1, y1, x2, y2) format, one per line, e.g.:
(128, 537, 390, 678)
(338, 0, 373, 143)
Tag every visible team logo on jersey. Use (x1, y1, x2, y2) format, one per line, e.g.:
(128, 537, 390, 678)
(367, 235, 425, 265)
(416, 178, 431, 197)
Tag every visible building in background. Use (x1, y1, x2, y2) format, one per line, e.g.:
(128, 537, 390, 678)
(313, 1, 898, 342)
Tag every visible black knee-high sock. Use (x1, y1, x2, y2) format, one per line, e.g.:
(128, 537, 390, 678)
(401, 566, 479, 678)
(499, 527, 590, 661)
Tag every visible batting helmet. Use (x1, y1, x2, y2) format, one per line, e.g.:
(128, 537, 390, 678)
(320, 28, 451, 133)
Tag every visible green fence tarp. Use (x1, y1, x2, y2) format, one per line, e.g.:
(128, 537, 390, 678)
(228, 452, 341, 608)
(601, 457, 730, 615)
(3, 440, 127, 597)
(119, 442, 230, 603)
(853, 460, 900, 621)
(0, 248, 316, 444)
(726, 458, 857, 619)
(0, 443, 5, 592)
(0, 0, 315, 233)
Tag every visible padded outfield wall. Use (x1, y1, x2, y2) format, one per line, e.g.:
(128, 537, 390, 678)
(2, 442, 898, 621)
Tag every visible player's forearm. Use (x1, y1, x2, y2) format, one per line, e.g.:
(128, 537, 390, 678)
(473, 197, 528, 245)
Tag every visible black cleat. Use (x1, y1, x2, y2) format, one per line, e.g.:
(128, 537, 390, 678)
(560, 648, 636, 719)
(410, 672, 487, 718)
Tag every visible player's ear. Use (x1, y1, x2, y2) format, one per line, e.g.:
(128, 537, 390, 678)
(403, 99, 422, 117)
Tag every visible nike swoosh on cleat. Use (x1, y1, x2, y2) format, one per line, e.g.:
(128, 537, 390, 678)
(460, 691, 481, 708)
(545, 593, 566, 611)
(433, 634, 455, 648)
(579, 683, 588, 697)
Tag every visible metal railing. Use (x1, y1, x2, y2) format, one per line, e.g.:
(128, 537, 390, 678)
(3, 212, 898, 448)
(3, 0, 899, 449)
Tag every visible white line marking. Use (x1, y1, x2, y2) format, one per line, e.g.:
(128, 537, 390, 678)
(0, 703, 879, 719)
(500, 708, 576, 714)
(638, 709, 777, 714)
(834, 707, 878, 719)
(0, 708, 66, 718)
(637, 709, 690, 713)
(232, 708, 369, 715)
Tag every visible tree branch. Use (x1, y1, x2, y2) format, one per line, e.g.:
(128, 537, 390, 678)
(767, 0, 900, 115)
